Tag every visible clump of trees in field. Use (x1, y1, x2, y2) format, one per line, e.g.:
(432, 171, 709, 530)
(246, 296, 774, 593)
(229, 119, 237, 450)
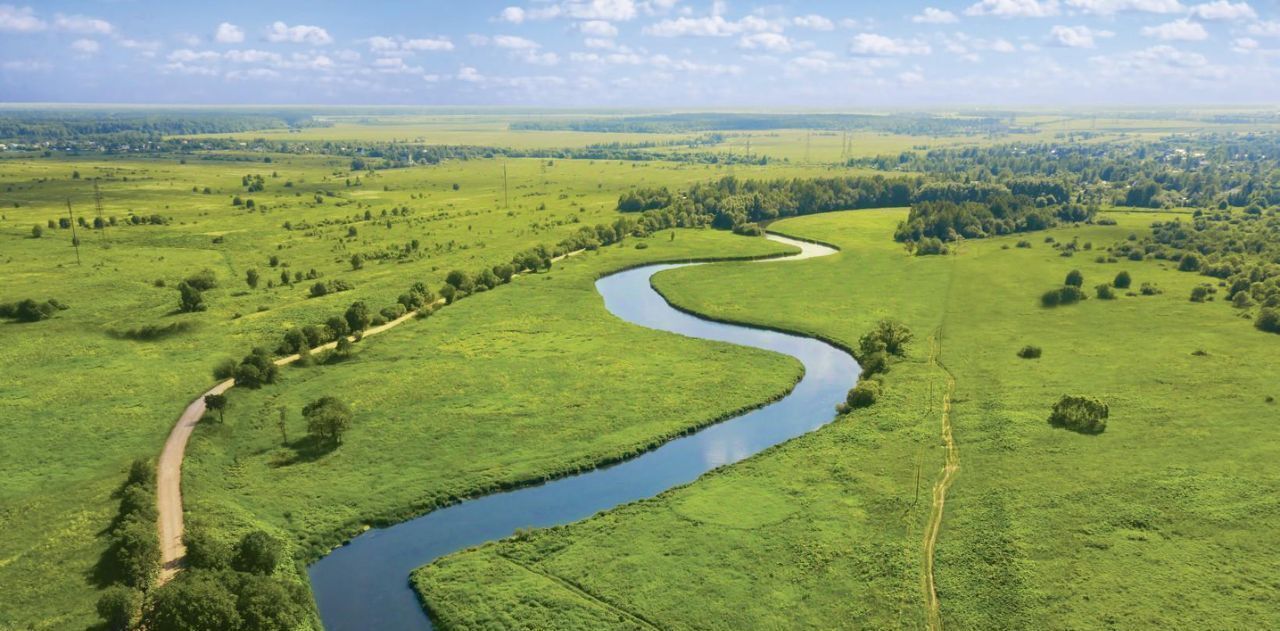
(93, 459, 160, 629)
(1041, 286, 1087, 307)
(840, 319, 913, 412)
(1048, 395, 1109, 434)
(0, 298, 68, 322)
(304, 396, 352, 446)
(233, 348, 278, 389)
(125, 528, 308, 631)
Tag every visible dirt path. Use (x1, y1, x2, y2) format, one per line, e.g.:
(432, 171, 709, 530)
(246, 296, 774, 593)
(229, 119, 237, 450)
(153, 237, 809, 586)
(922, 330, 959, 630)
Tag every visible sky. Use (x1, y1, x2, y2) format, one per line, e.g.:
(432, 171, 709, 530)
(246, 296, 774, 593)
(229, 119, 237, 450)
(1, 0, 1279, 107)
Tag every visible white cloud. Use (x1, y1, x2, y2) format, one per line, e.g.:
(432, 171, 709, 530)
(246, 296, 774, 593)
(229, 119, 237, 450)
(2, 59, 51, 71)
(265, 21, 332, 45)
(215, 22, 244, 44)
(371, 35, 455, 53)
(899, 70, 925, 84)
(457, 66, 485, 82)
(739, 32, 792, 52)
(644, 13, 780, 36)
(912, 8, 959, 23)
(168, 49, 221, 63)
(850, 33, 931, 56)
(1064, 0, 1184, 14)
(498, 7, 526, 23)
(404, 38, 454, 51)
(1231, 36, 1258, 51)
(584, 37, 616, 48)
(225, 49, 283, 64)
(1141, 18, 1209, 40)
(793, 14, 834, 30)
(1247, 20, 1280, 36)
(0, 4, 46, 32)
(965, 0, 1060, 17)
(1049, 24, 1112, 47)
(70, 38, 100, 55)
(579, 20, 618, 36)
(1091, 44, 1224, 80)
(564, 0, 637, 21)
(493, 35, 541, 49)
(119, 39, 162, 56)
(1188, 1, 1255, 20)
(54, 13, 112, 35)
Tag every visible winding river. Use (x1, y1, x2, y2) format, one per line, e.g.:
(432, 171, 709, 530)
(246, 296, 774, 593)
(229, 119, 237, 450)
(308, 234, 860, 630)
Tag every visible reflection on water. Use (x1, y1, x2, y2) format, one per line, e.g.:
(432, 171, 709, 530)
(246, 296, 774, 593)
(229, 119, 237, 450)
(308, 259, 860, 631)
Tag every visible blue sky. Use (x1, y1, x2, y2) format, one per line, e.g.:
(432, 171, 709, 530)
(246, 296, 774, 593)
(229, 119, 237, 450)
(1, 0, 1277, 106)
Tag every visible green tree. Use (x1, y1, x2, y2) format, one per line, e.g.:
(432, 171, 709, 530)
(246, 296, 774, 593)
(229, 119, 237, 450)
(142, 573, 241, 631)
(245, 269, 260, 289)
(96, 586, 140, 631)
(844, 380, 881, 409)
(204, 393, 227, 422)
(350, 254, 363, 270)
(233, 573, 308, 631)
(303, 396, 353, 446)
(1113, 270, 1132, 289)
(344, 301, 371, 332)
(233, 531, 283, 575)
(111, 519, 160, 589)
(31, 224, 42, 238)
(177, 281, 206, 313)
(1256, 308, 1280, 333)
(183, 528, 231, 570)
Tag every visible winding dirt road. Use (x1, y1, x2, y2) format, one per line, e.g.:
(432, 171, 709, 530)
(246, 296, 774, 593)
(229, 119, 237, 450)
(922, 330, 959, 631)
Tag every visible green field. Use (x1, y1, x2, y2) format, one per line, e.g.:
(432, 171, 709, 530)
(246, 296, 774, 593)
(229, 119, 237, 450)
(417, 208, 1280, 629)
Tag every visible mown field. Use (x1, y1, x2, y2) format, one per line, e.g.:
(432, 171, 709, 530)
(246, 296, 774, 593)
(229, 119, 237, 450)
(417, 208, 1280, 629)
(0, 146, 829, 629)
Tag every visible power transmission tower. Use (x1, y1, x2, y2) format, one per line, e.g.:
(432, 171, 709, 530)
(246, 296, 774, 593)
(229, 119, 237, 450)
(66, 199, 82, 266)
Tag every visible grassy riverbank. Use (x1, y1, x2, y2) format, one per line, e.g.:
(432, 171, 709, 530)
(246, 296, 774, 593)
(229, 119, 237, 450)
(417, 208, 1280, 629)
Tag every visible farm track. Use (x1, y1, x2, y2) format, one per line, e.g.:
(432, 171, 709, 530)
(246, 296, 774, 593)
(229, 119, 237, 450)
(922, 329, 959, 631)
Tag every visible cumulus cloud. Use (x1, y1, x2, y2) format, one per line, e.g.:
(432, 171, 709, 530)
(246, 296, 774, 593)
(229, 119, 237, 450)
(579, 20, 618, 36)
(644, 13, 780, 37)
(850, 33, 931, 56)
(739, 32, 792, 52)
(1247, 20, 1280, 36)
(1064, 0, 1184, 14)
(369, 35, 454, 53)
(498, 7, 526, 23)
(965, 0, 1060, 18)
(70, 38, 100, 55)
(1188, 1, 1255, 20)
(0, 5, 46, 33)
(265, 21, 333, 45)
(1091, 44, 1225, 80)
(54, 13, 113, 35)
(793, 14, 834, 30)
(215, 22, 244, 44)
(1049, 24, 1113, 47)
(912, 8, 960, 23)
(1142, 18, 1209, 40)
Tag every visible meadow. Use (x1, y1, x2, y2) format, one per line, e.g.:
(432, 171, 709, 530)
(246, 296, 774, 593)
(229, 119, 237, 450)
(417, 208, 1280, 629)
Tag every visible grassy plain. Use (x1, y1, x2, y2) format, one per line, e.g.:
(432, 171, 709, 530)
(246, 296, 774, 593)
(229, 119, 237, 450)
(0, 147, 824, 628)
(418, 208, 1280, 629)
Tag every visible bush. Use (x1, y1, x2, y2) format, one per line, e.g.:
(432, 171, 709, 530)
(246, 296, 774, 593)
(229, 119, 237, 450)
(232, 531, 283, 575)
(176, 281, 206, 313)
(184, 528, 231, 570)
(1113, 270, 1131, 289)
(858, 319, 913, 358)
(1178, 253, 1201, 272)
(111, 518, 161, 588)
(1095, 284, 1116, 300)
(183, 269, 219, 291)
(1140, 282, 1162, 296)
(344, 301, 371, 332)
(1017, 345, 1042, 359)
(96, 586, 140, 631)
(1048, 395, 1109, 434)
(142, 573, 242, 631)
(1190, 286, 1210, 302)
(914, 237, 948, 256)
(212, 358, 238, 380)
(1064, 269, 1084, 287)
(0, 298, 67, 322)
(1041, 286, 1086, 307)
(843, 380, 881, 409)
(31, 224, 43, 238)
(234, 348, 278, 389)
(1257, 308, 1280, 333)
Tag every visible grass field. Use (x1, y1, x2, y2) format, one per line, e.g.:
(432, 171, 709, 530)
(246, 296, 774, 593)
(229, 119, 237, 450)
(0, 148, 822, 628)
(417, 208, 1280, 629)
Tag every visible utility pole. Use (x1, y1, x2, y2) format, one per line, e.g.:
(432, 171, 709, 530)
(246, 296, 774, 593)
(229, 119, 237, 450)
(66, 199, 82, 266)
(94, 180, 108, 245)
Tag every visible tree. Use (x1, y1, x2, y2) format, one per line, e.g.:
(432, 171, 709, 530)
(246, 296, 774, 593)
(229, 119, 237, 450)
(96, 586, 140, 631)
(1190, 286, 1210, 302)
(493, 264, 515, 284)
(246, 269, 260, 289)
(1178, 253, 1201, 272)
(233, 531, 283, 575)
(438, 284, 457, 305)
(859, 319, 913, 358)
(350, 254, 363, 270)
(183, 528, 231, 570)
(142, 574, 241, 631)
(445, 269, 474, 293)
(1095, 284, 1116, 300)
(844, 380, 881, 409)
(1113, 270, 1132, 289)
(344, 301, 371, 332)
(303, 396, 353, 446)
(204, 393, 227, 422)
(233, 573, 308, 631)
(1065, 269, 1084, 288)
(111, 518, 161, 589)
(177, 281, 206, 313)
(31, 224, 42, 238)
(234, 348, 278, 389)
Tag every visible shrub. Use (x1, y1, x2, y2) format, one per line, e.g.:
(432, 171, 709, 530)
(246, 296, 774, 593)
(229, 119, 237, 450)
(184, 528, 231, 570)
(183, 269, 218, 291)
(1017, 345, 1042, 359)
(234, 348, 278, 389)
(344, 301, 371, 332)
(96, 586, 140, 631)
(1140, 282, 1162, 296)
(212, 358, 238, 380)
(1113, 271, 1131, 289)
(914, 237, 948, 256)
(1178, 253, 1201, 272)
(31, 224, 43, 238)
(1190, 286, 1209, 302)
(0, 298, 66, 322)
(1064, 269, 1084, 287)
(445, 269, 474, 293)
(233, 531, 283, 575)
(1015, 240, 1032, 248)
(1041, 286, 1086, 307)
(1257, 308, 1280, 333)
(1048, 395, 1109, 434)
(843, 380, 881, 410)
(176, 282, 206, 313)
(1095, 284, 1116, 300)
(858, 350, 891, 377)
(111, 518, 161, 588)
(858, 319, 913, 358)
(142, 573, 241, 631)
